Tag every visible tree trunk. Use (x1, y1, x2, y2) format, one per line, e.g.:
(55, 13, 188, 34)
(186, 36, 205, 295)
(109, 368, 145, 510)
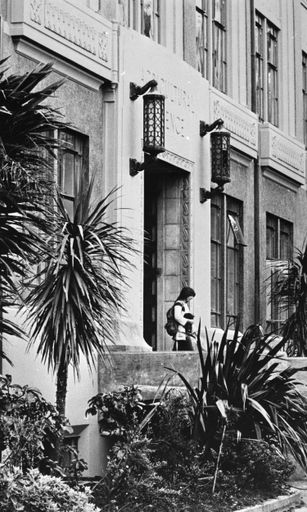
(54, 356, 68, 462)
(56, 356, 68, 418)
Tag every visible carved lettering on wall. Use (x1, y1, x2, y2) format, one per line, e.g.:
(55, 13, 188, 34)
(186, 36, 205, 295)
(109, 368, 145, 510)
(44, 0, 109, 61)
(30, 0, 43, 24)
(271, 135, 305, 175)
(213, 99, 257, 148)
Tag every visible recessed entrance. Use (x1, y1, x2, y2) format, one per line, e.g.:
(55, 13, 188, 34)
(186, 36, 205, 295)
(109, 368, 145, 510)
(143, 164, 190, 351)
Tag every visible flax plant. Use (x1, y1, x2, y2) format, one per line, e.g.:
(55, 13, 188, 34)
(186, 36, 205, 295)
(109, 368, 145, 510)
(167, 321, 307, 477)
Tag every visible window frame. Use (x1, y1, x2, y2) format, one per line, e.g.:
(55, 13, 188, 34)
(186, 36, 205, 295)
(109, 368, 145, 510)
(140, 0, 161, 43)
(254, 11, 279, 127)
(211, 194, 244, 329)
(265, 213, 293, 333)
(196, 0, 209, 79)
(212, 0, 227, 93)
(57, 129, 89, 218)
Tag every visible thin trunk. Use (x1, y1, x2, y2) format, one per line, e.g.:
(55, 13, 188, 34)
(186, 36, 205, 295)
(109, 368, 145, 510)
(56, 356, 68, 418)
(54, 356, 68, 462)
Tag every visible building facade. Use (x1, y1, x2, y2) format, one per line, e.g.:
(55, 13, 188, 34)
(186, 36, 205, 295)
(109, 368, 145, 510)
(1, 0, 307, 475)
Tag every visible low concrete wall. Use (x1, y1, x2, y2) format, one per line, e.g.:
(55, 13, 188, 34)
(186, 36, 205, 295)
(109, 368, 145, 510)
(98, 352, 307, 400)
(98, 350, 201, 398)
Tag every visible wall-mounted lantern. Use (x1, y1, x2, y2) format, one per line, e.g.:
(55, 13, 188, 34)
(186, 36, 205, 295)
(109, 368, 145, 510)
(130, 89, 165, 177)
(199, 119, 231, 203)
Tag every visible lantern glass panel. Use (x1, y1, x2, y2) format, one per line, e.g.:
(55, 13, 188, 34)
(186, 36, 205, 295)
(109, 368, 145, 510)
(211, 130, 231, 185)
(143, 94, 165, 155)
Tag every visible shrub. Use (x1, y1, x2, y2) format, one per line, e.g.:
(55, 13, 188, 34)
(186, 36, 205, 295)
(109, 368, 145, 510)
(0, 467, 100, 512)
(86, 385, 147, 440)
(148, 389, 198, 482)
(221, 439, 294, 492)
(0, 374, 64, 472)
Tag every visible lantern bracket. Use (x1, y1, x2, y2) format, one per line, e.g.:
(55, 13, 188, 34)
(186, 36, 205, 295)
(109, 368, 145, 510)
(129, 154, 157, 177)
(200, 118, 224, 137)
(130, 79, 158, 101)
(199, 184, 224, 203)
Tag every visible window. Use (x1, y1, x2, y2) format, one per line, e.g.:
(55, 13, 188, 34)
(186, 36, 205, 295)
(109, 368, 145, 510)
(303, 52, 307, 146)
(141, 0, 160, 42)
(196, 0, 208, 78)
(212, 0, 227, 92)
(266, 214, 293, 332)
(196, 0, 227, 93)
(211, 195, 245, 329)
(58, 130, 89, 219)
(255, 12, 279, 126)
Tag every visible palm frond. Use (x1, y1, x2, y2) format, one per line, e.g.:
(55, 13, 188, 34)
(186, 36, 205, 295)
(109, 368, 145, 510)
(26, 185, 135, 375)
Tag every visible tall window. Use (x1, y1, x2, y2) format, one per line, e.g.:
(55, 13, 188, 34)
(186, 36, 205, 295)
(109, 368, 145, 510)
(255, 13, 264, 121)
(212, 0, 227, 92)
(211, 195, 245, 329)
(196, 0, 227, 93)
(303, 52, 307, 147)
(141, 0, 160, 42)
(266, 214, 293, 332)
(196, 0, 208, 78)
(255, 12, 279, 126)
(58, 130, 89, 218)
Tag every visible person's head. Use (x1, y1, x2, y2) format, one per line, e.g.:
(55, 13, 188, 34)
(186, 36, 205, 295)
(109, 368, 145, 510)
(177, 286, 196, 303)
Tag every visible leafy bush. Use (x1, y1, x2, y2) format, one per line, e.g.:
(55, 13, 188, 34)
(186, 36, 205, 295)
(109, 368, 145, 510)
(87, 385, 147, 440)
(148, 389, 198, 482)
(0, 467, 100, 512)
(0, 374, 64, 472)
(221, 439, 294, 492)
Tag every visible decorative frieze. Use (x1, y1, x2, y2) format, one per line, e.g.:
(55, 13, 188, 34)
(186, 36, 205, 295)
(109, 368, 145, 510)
(213, 98, 257, 150)
(158, 150, 194, 173)
(259, 124, 305, 185)
(271, 135, 305, 173)
(30, 0, 43, 24)
(44, 0, 108, 61)
(10, 0, 116, 81)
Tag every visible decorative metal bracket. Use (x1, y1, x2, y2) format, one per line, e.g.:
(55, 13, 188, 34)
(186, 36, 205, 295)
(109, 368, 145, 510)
(199, 184, 224, 203)
(130, 79, 158, 101)
(200, 118, 224, 137)
(129, 154, 157, 177)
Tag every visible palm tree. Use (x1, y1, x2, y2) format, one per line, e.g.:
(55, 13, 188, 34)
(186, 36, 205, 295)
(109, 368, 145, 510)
(26, 181, 135, 419)
(270, 243, 307, 356)
(0, 60, 66, 359)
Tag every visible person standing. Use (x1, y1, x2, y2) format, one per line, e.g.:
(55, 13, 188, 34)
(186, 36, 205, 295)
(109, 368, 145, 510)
(173, 287, 196, 351)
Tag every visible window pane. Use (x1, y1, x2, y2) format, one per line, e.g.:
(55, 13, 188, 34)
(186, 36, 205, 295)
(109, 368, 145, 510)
(58, 130, 88, 216)
(267, 23, 279, 126)
(213, 25, 226, 92)
(196, 8, 208, 77)
(280, 220, 293, 260)
(266, 214, 278, 259)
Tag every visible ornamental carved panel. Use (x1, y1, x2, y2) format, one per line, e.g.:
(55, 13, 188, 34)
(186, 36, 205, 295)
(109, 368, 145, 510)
(180, 175, 190, 288)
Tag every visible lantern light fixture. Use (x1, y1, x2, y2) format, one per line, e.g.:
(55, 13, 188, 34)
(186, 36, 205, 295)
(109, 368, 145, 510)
(199, 119, 231, 203)
(130, 93, 165, 177)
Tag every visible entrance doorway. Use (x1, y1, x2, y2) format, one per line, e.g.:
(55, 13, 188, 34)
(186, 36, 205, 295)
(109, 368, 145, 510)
(143, 165, 190, 351)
